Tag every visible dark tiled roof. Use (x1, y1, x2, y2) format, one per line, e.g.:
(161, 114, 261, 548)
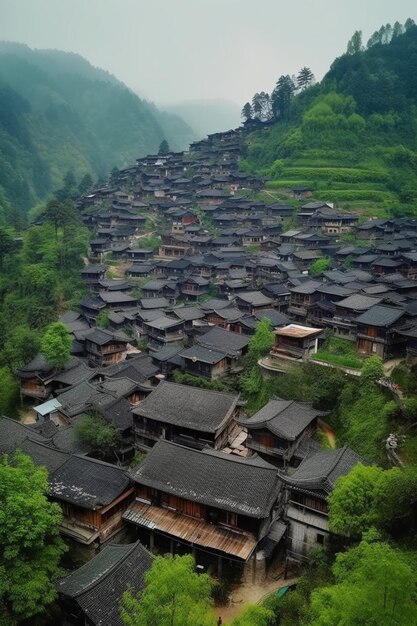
(132, 381, 238, 433)
(49, 456, 130, 509)
(56, 541, 152, 626)
(130, 441, 280, 518)
(255, 310, 289, 327)
(85, 328, 129, 345)
(355, 304, 405, 327)
(236, 291, 273, 306)
(281, 446, 365, 494)
(336, 294, 382, 311)
(19, 439, 70, 473)
(241, 398, 324, 440)
(0, 417, 48, 456)
(197, 326, 250, 356)
(180, 344, 226, 365)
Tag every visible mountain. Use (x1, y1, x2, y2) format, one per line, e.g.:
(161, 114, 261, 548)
(242, 24, 417, 218)
(161, 99, 241, 138)
(0, 42, 196, 225)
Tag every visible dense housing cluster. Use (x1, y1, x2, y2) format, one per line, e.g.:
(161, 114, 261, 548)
(4, 125, 417, 625)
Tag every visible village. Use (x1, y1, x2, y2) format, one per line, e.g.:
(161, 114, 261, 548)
(3, 123, 417, 625)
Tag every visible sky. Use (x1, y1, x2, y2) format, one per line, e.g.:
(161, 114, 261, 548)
(0, 0, 416, 106)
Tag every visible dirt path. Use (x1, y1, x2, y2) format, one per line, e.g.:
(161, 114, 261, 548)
(383, 358, 402, 377)
(216, 576, 298, 623)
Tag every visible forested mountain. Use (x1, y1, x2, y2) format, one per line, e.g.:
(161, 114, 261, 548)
(0, 42, 195, 226)
(242, 21, 417, 217)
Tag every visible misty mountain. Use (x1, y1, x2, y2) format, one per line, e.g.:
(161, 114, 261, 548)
(0, 42, 195, 225)
(161, 99, 241, 138)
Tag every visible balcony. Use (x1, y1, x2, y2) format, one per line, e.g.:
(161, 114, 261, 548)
(246, 436, 287, 458)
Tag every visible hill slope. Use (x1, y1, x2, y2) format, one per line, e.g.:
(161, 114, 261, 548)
(242, 25, 417, 218)
(0, 42, 196, 225)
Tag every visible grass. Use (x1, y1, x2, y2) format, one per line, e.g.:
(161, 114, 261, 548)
(314, 337, 364, 370)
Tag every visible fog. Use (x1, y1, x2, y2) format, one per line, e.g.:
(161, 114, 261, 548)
(0, 0, 416, 106)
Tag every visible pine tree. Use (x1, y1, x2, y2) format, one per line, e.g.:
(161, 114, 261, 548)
(297, 67, 314, 90)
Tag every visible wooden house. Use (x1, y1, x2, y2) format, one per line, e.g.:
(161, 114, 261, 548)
(124, 441, 283, 578)
(280, 446, 364, 561)
(240, 398, 323, 467)
(56, 541, 152, 626)
(49, 455, 135, 545)
(271, 325, 323, 361)
(84, 328, 129, 367)
(132, 380, 239, 450)
(355, 304, 407, 359)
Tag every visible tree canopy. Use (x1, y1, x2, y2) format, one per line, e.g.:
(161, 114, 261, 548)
(158, 139, 170, 155)
(309, 257, 331, 277)
(41, 321, 72, 369)
(0, 452, 66, 625)
(311, 533, 417, 626)
(120, 554, 216, 626)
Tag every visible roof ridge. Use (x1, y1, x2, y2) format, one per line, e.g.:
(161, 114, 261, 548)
(74, 542, 140, 597)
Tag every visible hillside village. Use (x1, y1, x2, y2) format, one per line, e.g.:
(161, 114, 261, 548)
(4, 122, 417, 625)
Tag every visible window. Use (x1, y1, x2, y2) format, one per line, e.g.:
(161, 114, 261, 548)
(317, 533, 325, 545)
(372, 343, 377, 353)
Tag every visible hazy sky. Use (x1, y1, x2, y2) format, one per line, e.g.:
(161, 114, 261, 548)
(0, 0, 416, 106)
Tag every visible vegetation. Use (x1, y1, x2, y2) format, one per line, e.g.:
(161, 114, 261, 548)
(242, 22, 417, 217)
(313, 336, 364, 369)
(0, 452, 66, 625)
(309, 257, 331, 277)
(172, 370, 232, 393)
(75, 413, 119, 459)
(40, 321, 72, 369)
(0, 42, 195, 225)
(120, 554, 216, 626)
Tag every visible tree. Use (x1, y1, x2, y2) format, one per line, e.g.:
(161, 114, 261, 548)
(0, 452, 66, 624)
(41, 322, 72, 369)
(75, 413, 119, 458)
(346, 30, 363, 55)
(158, 139, 170, 155)
(120, 554, 216, 626)
(361, 355, 383, 386)
(0, 226, 15, 271)
(248, 318, 275, 362)
(309, 257, 331, 277)
(78, 172, 94, 195)
(297, 67, 314, 90)
(241, 102, 253, 121)
(45, 198, 69, 240)
(328, 463, 383, 537)
(404, 17, 416, 31)
(311, 534, 417, 626)
(271, 75, 295, 121)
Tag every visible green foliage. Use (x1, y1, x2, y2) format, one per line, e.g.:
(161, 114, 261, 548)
(309, 257, 331, 277)
(313, 337, 363, 369)
(96, 309, 110, 329)
(172, 370, 231, 393)
(311, 535, 417, 626)
(328, 463, 384, 537)
(120, 554, 216, 626)
(0, 368, 20, 417)
(361, 355, 384, 386)
(158, 139, 170, 155)
(229, 604, 274, 626)
(138, 234, 161, 250)
(0, 43, 195, 224)
(248, 319, 275, 363)
(243, 25, 417, 217)
(0, 451, 66, 624)
(75, 413, 119, 457)
(41, 322, 72, 369)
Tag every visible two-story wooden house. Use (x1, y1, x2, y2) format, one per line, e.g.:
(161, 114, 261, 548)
(132, 381, 239, 451)
(355, 304, 407, 359)
(124, 441, 283, 578)
(84, 328, 129, 367)
(49, 455, 135, 546)
(240, 398, 324, 467)
(280, 446, 364, 561)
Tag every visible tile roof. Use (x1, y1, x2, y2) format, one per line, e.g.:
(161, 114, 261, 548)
(56, 541, 152, 626)
(336, 294, 382, 311)
(197, 326, 250, 356)
(130, 440, 281, 518)
(281, 445, 365, 495)
(241, 398, 325, 440)
(49, 455, 130, 509)
(0, 417, 48, 456)
(355, 304, 405, 327)
(180, 344, 226, 365)
(132, 380, 238, 433)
